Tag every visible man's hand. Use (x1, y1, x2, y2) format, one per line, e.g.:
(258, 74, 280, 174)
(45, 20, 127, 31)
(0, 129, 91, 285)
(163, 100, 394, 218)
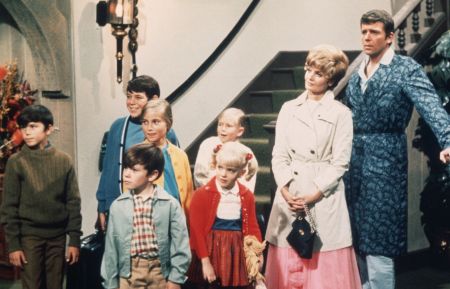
(66, 246, 80, 265)
(439, 148, 450, 164)
(166, 281, 180, 289)
(201, 257, 216, 283)
(9, 250, 27, 268)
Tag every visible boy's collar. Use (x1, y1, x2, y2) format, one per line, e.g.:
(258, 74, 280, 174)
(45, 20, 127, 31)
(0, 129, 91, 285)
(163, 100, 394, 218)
(118, 185, 171, 201)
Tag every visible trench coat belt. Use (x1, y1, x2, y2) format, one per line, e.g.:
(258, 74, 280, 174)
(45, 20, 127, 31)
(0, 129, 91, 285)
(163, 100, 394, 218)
(290, 159, 331, 172)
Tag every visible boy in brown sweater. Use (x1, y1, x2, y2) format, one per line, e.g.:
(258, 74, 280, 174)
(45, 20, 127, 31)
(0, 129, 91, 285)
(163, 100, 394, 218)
(0, 105, 82, 289)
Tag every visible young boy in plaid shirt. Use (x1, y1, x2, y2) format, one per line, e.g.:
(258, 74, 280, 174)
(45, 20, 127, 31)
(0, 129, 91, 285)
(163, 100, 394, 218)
(101, 143, 191, 289)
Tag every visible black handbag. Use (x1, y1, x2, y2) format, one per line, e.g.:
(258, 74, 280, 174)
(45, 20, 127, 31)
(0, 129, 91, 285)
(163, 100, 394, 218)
(286, 205, 317, 259)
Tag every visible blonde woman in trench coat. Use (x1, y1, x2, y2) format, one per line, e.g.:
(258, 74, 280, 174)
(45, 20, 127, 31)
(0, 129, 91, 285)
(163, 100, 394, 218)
(264, 45, 361, 289)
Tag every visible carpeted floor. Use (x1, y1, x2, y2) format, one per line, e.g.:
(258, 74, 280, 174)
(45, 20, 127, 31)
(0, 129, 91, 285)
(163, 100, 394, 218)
(0, 266, 449, 289)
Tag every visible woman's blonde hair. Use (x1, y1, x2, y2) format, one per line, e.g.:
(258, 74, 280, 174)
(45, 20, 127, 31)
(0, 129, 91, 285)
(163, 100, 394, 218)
(305, 44, 349, 88)
(141, 99, 173, 131)
(210, 141, 258, 182)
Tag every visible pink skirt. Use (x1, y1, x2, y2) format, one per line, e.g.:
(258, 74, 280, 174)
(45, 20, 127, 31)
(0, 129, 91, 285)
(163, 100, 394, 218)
(264, 244, 361, 289)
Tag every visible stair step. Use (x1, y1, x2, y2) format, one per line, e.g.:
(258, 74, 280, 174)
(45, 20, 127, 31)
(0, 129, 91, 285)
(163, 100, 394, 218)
(254, 167, 272, 200)
(249, 89, 302, 113)
(255, 166, 272, 193)
(240, 138, 271, 167)
(255, 194, 271, 204)
(245, 113, 277, 138)
(258, 165, 271, 174)
(270, 66, 305, 89)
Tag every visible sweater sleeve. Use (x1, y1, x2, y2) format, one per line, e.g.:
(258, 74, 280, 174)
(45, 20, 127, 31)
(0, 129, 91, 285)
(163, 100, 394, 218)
(96, 119, 123, 213)
(182, 151, 194, 216)
(189, 189, 209, 259)
(0, 158, 23, 252)
(65, 163, 82, 248)
(245, 192, 262, 241)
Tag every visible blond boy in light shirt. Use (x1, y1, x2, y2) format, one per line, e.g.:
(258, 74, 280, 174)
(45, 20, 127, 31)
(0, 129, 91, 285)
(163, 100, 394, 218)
(193, 108, 258, 192)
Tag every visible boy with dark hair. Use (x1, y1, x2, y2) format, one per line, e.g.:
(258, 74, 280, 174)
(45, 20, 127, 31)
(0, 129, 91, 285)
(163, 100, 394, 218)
(1, 104, 82, 289)
(101, 143, 190, 289)
(96, 75, 179, 232)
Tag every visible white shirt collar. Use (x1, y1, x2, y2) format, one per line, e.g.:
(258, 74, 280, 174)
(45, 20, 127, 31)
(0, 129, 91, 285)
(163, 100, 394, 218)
(215, 179, 240, 196)
(359, 47, 395, 74)
(358, 47, 395, 81)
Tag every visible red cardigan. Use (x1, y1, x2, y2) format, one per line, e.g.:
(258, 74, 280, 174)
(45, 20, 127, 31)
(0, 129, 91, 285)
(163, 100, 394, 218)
(189, 177, 262, 259)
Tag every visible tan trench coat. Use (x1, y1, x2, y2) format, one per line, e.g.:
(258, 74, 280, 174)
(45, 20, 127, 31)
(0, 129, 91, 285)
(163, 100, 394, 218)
(265, 90, 354, 251)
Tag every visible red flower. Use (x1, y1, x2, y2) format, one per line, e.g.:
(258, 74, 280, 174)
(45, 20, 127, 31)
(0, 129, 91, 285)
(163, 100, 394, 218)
(0, 66, 7, 81)
(10, 130, 23, 146)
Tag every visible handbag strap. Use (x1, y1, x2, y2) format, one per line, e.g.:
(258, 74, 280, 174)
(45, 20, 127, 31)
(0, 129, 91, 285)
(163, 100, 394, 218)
(304, 204, 318, 234)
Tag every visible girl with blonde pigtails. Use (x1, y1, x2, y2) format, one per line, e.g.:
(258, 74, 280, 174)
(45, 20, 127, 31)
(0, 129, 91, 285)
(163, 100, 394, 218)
(187, 141, 264, 289)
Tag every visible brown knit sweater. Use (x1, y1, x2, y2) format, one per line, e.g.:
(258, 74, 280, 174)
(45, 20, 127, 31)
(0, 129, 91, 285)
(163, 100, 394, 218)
(0, 145, 82, 252)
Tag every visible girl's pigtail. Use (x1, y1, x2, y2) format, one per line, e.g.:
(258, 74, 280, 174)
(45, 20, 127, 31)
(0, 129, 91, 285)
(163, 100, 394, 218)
(244, 152, 258, 182)
(209, 144, 222, 170)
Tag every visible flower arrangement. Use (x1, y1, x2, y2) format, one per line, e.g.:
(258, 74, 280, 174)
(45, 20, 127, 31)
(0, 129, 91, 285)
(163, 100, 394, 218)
(0, 62, 37, 171)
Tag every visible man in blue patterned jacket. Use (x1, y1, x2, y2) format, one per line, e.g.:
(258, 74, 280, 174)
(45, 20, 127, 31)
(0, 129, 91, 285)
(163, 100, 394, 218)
(344, 9, 450, 289)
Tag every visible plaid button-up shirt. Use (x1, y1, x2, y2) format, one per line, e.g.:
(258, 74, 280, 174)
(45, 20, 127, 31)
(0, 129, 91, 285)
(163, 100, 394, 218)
(130, 192, 159, 258)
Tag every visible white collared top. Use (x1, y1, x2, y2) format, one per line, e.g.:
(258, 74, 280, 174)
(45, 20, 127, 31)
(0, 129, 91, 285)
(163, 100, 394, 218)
(215, 179, 241, 220)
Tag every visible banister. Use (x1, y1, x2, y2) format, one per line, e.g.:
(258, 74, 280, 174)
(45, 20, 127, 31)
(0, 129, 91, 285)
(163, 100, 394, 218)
(166, 0, 260, 104)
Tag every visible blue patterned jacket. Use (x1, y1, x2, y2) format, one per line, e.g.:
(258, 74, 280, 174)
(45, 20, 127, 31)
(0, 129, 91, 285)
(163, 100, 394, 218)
(344, 53, 450, 257)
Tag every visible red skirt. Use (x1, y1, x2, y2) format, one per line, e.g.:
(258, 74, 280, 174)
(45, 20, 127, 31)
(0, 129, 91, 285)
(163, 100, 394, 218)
(188, 230, 250, 287)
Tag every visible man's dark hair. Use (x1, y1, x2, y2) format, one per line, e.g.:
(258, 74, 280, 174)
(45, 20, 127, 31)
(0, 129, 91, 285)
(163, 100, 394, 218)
(17, 104, 54, 129)
(123, 143, 164, 179)
(126, 75, 160, 100)
(361, 9, 394, 35)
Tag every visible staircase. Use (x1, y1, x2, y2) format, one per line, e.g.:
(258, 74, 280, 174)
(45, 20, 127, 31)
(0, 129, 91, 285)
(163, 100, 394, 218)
(186, 51, 358, 220)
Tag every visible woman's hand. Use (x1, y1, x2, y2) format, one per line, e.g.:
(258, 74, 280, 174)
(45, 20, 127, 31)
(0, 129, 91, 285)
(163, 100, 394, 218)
(281, 186, 304, 212)
(300, 191, 324, 206)
(201, 257, 216, 283)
